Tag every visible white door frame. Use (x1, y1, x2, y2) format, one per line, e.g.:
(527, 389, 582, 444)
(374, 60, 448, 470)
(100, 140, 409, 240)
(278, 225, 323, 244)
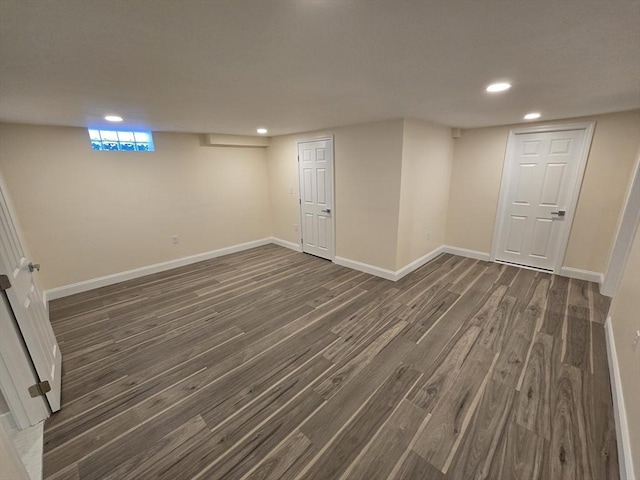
(601, 147, 640, 296)
(490, 122, 596, 273)
(296, 135, 336, 260)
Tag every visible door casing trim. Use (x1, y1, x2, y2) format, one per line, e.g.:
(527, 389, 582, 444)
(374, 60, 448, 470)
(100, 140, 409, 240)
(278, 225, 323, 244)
(490, 122, 596, 274)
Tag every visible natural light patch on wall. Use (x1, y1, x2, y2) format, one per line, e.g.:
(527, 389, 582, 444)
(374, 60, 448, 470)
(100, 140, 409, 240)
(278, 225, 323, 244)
(88, 129, 155, 152)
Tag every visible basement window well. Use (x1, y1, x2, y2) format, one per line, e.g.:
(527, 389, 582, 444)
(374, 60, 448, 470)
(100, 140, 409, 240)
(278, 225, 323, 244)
(88, 129, 155, 152)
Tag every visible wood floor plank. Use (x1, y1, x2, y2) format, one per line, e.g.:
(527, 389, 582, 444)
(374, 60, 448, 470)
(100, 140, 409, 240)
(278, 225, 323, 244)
(101, 415, 210, 480)
(315, 319, 408, 400)
(44, 246, 619, 480)
(411, 343, 497, 472)
(449, 261, 486, 295)
(493, 278, 549, 387)
(567, 278, 590, 309)
(564, 305, 591, 371)
(549, 364, 593, 480)
(401, 289, 460, 343)
(488, 419, 549, 480)
(167, 355, 332, 480)
(477, 294, 518, 352)
(176, 390, 325, 480)
(589, 282, 612, 324)
(301, 364, 422, 480)
(582, 368, 620, 480)
(244, 431, 314, 480)
(446, 378, 515, 479)
(343, 399, 427, 480)
(391, 451, 446, 480)
(540, 275, 569, 338)
(300, 335, 417, 447)
(515, 332, 556, 440)
(407, 325, 481, 412)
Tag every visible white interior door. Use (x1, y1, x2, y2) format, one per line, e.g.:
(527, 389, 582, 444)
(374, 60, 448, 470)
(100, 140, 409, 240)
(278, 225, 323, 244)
(493, 124, 594, 271)
(298, 138, 334, 260)
(1, 294, 49, 428)
(0, 183, 61, 414)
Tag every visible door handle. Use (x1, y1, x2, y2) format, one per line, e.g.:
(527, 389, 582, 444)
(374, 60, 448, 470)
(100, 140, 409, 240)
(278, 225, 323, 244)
(321, 208, 331, 214)
(28, 262, 40, 272)
(550, 210, 566, 217)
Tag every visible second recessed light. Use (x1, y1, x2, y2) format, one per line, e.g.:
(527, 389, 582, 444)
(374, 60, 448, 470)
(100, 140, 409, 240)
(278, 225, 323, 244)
(257, 128, 268, 135)
(105, 115, 123, 122)
(486, 82, 512, 93)
(524, 112, 541, 120)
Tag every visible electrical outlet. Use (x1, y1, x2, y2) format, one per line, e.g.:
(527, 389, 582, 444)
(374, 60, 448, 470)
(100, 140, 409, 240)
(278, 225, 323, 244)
(633, 330, 640, 352)
(294, 224, 298, 232)
(172, 235, 179, 245)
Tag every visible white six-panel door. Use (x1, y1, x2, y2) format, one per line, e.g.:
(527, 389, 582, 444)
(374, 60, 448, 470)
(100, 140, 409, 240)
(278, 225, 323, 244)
(494, 125, 593, 271)
(0, 182, 61, 414)
(297, 138, 334, 260)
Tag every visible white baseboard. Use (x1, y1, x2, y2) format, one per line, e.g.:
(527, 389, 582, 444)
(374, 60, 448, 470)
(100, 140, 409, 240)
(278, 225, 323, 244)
(335, 246, 446, 282)
(559, 266, 604, 285)
(334, 256, 397, 281)
(270, 237, 302, 252)
(394, 246, 446, 280)
(441, 245, 491, 262)
(44, 237, 273, 302)
(605, 316, 636, 480)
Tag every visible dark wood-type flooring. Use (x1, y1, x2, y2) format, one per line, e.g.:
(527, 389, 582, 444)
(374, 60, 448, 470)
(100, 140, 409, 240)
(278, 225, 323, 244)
(44, 245, 619, 479)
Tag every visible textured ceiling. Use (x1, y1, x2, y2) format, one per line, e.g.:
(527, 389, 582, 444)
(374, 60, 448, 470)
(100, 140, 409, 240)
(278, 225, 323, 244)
(1, 0, 639, 135)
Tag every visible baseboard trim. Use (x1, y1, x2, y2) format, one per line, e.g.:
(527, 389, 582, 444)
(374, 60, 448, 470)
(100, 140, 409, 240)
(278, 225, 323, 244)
(270, 237, 302, 252)
(335, 246, 446, 282)
(44, 237, 274, 302)
(333, 256, 397, 281)
(441, 245, 491, 262)
(559, 266, 604, 285)
(605, 316, 636, 480)
(394, 246, 446, 280)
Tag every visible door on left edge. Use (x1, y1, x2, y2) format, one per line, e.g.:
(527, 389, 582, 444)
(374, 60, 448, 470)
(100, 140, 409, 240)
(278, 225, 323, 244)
(0, 181, 61, 414)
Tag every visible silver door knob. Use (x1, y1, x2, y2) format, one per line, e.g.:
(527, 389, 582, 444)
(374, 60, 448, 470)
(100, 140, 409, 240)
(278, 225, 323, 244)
(28, 262, 40, 272)
(550, 210, 566, 217)
(321, 208, 331, 214)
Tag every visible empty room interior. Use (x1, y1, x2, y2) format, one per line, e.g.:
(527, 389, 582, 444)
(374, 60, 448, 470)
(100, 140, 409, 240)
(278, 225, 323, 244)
(0, 1, 639, 479)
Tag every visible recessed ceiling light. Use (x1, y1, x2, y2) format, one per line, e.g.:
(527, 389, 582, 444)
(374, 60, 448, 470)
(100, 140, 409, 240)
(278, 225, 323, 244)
(104, 115, 123, 122)
(523, 112, 541, 120)
(486, 82, 512, 93)
(257, 128, 268, 135)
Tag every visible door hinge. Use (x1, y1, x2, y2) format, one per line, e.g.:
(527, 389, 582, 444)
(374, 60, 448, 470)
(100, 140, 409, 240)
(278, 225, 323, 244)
(0, 274, 11, 291)
(301, 238, 303, 244)
(297, 156, 300, 162)
(28, 380, 51, 398)
(299, 198, 301, 205)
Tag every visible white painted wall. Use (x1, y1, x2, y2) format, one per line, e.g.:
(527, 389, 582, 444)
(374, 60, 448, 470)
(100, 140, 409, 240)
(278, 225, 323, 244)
(446, 110, 640, 275)
(0, 124, 272, 290)
(396, 119, 453, 270)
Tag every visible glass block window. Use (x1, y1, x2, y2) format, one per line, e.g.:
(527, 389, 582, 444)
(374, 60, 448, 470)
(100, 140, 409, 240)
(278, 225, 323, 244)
(88, 129, 155, 152)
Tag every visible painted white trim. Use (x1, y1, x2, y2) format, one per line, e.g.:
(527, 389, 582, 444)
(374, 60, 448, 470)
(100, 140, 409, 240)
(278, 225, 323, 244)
(335, 246, 446, 282)
(334, 256, 397, 281)
(441, 245, 491, 262)
(602, 148, 640, 297)
(395, 246, 446, 279)
(559, 266, 603, 285)
(44, 238, 273, 302)
(490, 122, 596, 274)
(271, 237, 302, 252)
(605, 316, 636, 480)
